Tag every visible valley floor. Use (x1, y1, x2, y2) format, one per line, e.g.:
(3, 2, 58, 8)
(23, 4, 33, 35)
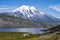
(0, 32, 60, 40)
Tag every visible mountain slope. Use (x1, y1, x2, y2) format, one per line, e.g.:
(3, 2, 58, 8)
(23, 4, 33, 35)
(11, 5, 60, 23)
(0, 13, 54, 28)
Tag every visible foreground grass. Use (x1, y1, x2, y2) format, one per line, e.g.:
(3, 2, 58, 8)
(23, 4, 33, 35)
(27, 33, 60, 40)
(0, 32, 40, 40)
(0, 32, 60, 40)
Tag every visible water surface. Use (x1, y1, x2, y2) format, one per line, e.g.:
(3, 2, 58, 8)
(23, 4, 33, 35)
(0, 28, 47, 34)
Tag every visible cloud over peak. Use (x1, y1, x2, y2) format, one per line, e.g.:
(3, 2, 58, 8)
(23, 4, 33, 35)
(0, 8, 9, 10)
(49, 4, 60, 12)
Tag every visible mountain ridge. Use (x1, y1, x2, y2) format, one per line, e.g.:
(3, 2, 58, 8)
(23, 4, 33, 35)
(11, 5, 60, 23)
(0, 5, 60, 28)
(0, 13, 54, 28)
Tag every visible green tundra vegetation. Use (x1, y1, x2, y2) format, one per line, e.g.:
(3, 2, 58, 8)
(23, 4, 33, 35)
(27, 33, 60, 40)
(0, 32, 41, 40)
(0, 32, 60, 40)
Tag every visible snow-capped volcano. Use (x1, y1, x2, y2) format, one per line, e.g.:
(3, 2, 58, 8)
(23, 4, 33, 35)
(13, 5, 37, 12)
(12, 5, 44, 14)
(12, 5, 45, 17)
(4, 5, 60, 23)
(12, 5, 46, 19)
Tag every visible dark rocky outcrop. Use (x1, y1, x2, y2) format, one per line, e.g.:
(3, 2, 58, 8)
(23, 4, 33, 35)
(41, 25, 60, 34)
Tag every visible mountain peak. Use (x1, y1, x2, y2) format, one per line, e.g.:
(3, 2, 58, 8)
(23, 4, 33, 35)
(12, 5, 37, 12)
(12, 5, 47, 19)
(2, 5, 60, 23)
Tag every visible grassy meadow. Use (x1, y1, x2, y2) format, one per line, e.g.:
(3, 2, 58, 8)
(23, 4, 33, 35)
(0, 32, 60, 40)
(0, 32, 40, 40)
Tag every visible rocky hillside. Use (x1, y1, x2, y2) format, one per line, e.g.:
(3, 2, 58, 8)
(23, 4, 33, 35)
(0, 14, 54, 28)
(41, 25, 60, 34)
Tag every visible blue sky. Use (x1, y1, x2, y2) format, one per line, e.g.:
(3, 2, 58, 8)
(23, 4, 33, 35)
(0, 0, 60, 19)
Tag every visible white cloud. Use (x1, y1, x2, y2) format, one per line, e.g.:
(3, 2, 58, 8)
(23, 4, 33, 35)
(49, 4, 60, 12)
(0, 8, 9, 10)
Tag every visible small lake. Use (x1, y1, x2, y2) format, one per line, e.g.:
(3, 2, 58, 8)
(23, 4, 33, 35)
(0, 28, 47, 34)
